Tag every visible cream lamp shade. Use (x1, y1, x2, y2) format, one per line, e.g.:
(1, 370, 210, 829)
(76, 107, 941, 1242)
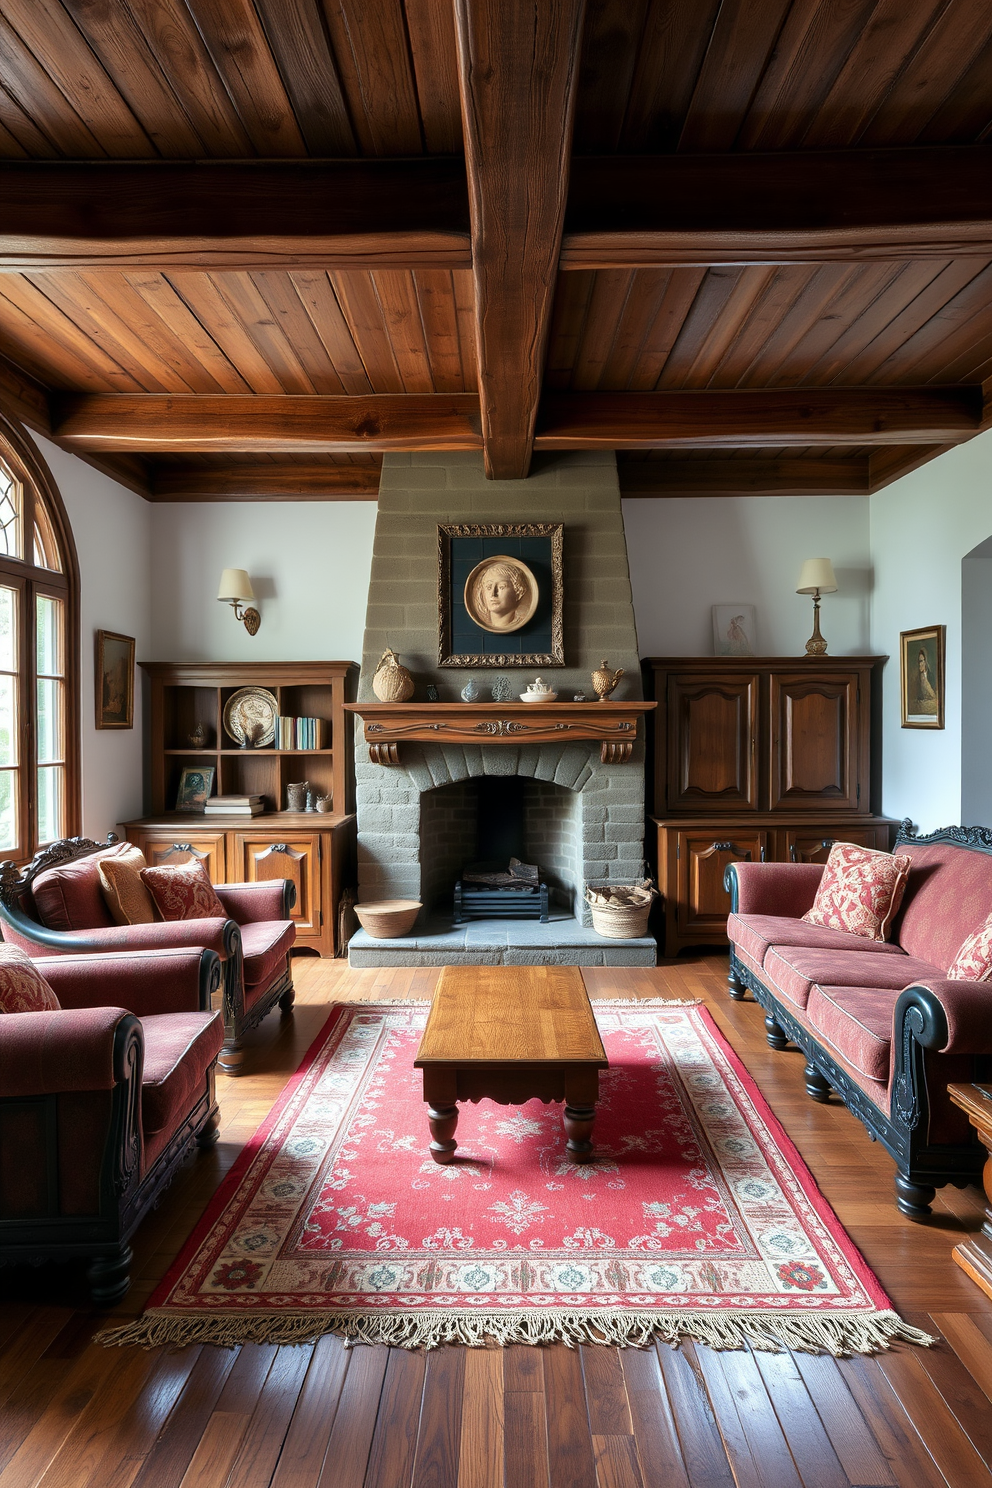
(217, 568, 255, 603)
(796, 558, 838, 595)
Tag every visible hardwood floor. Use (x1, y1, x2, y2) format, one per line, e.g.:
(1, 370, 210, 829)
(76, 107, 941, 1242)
(2, 952, 991, 1488)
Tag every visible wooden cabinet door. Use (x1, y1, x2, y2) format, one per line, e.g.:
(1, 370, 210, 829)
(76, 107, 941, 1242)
(676, 830, 767, 941)
(779, 824, 888, 864)
(667, 674, 759, 813)
(769, 672, 865, 813)
(129, 830, 227, 882)
(233, 834, 322, 944)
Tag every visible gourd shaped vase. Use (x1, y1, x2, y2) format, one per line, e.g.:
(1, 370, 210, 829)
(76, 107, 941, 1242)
(372, 648, 415, 702)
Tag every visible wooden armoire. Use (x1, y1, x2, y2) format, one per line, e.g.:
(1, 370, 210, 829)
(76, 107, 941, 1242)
(642, 657, 896, 956)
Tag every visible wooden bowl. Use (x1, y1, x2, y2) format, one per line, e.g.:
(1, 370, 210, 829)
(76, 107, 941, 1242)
(354, 899, 422, 938)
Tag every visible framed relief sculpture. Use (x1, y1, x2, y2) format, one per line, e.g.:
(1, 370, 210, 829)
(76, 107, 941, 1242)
(900, 624, 945, 728)
(95, 629, 135, 729)
(438, 522, 563, 667)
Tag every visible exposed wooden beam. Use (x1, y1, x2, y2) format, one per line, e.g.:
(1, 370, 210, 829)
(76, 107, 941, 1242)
(537, 389, 982, 449)
(0, 161, 471, 271)
(563, 148, 992, 267)
(619, 459, 871, 497)
(149, 462, 380, 501)
(52, 394, 482, 453)
(454, 0, 586, 479)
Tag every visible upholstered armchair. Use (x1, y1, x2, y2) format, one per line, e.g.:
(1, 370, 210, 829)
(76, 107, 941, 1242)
(0, 836, 297, 1074)
(0, 944, 223, 1304)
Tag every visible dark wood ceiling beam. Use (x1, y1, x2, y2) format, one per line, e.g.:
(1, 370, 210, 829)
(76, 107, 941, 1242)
(536, 389, 982, 448)
(454, 0, 586, 479)
(149, 462, 380, 501)
(619, 459, 870, 498)
(563, 147, 992, 267)
(0, 161, 471, 271)
(49, 388, 980, 453)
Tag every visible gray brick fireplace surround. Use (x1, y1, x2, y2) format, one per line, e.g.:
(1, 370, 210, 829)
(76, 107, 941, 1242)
(349, 450, 656, 967)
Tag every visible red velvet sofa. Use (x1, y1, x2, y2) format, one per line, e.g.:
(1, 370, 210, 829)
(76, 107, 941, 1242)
(726, 822, 992, 1220)
(0, 945, 223, 1304)
(0, 836, 296, 1074)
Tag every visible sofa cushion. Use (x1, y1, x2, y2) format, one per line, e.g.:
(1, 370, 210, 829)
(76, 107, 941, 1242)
(98, 845, 159, 926)
(0, 943, 59, 1013)
(241, 920, 295, 994)
(805, 983, 895, 1083)
(895, 840, 992, 970)
(139, 1010, 223, 1168)
(763, 945, 942, 1012)
(802, 842, 911, 942)
(948, 911, 992, 982)
(728, 912, 908, 968)
(141, 862, 228, 922)
(33, 845, 128, 931)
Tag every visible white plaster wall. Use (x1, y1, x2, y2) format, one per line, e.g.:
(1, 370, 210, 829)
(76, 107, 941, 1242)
(149, 502, 377, 665)
(30, 434, 152, 838)
(869, 427, 992, 832)
(623, 496, 872, 657)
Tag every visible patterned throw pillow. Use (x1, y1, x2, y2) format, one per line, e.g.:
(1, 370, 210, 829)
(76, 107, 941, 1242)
(948, 912, 992, 981)
(140, 862, 227, 922)
(802, 842, 912, 943)
(0, 942, 60, 1012)
(98, 844, 159, 925)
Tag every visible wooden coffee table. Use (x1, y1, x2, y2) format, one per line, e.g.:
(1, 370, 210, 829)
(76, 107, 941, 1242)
(414, 965, 608, 1164)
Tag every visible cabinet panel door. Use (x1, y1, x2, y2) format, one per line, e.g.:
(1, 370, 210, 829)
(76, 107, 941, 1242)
(233, 834, 321, 939)
(781, 825, 884, 865)
(676, 831, 767, 939)
(667, 674, 759, 813)
(769, 673, 862, 812)
(129, 830, 227, 882)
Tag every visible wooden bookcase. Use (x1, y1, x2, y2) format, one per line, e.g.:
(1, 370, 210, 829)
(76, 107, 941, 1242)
(122, 661, 358, 957)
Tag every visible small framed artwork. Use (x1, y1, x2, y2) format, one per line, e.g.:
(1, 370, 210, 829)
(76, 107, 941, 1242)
(95, 630, 135, 729)
(900, 625, 945, 729)
(175, 765, 216, 811)
(712, 605, 757, 657)
(438, 522, 564, 668)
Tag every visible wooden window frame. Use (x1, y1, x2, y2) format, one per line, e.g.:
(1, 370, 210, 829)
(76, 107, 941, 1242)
(0, 409, 80, 860)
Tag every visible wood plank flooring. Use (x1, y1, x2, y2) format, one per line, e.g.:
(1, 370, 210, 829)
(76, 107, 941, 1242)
(2, 953, 991, 1488)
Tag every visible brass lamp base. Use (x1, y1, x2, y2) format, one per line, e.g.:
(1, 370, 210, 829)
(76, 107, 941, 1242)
(804, 591, 828, 656)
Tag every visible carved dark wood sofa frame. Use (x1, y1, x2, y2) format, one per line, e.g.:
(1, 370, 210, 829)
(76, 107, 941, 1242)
(725, 822, 992, 1220)
(0, 836, 297, 1074)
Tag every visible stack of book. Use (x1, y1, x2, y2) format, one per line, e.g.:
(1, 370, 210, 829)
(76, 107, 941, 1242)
(204, 794, 265, 817)
(274, 715, 328, 750)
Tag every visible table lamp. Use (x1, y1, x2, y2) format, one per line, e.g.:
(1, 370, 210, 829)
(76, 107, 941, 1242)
(796, 558, 837, 656)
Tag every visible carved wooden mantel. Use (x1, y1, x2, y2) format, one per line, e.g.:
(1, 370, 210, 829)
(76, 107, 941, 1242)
(344, 701, 657, 765)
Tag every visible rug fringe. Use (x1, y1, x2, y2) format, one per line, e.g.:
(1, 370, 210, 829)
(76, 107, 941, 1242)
(94, 1307, 932, 1356)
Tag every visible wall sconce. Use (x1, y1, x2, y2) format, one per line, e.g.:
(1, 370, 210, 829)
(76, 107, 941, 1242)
(796, 558, 837, 656)
(217, 568, 261, 636)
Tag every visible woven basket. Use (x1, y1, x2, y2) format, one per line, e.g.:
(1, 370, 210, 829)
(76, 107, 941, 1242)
(354, 899, 422, 939)
(585, 883, 657, 939)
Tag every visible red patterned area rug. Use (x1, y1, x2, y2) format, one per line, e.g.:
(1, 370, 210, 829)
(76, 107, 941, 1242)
(100, 1000, 930, 1354)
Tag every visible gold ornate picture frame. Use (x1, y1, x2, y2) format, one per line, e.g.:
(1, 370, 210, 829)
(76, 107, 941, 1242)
(438, 522, 564, 668)
(900, 624, 945, 729)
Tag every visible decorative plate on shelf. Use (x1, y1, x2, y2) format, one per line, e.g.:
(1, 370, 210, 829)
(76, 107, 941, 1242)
(223, 687, 279, 747)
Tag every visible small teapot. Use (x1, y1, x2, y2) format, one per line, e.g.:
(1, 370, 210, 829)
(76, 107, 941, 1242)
(591, 660, 624, 702)
(520, 677, 558, 703)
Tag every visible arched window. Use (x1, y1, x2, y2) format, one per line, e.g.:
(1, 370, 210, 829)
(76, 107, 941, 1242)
(0, 411, 79, 859)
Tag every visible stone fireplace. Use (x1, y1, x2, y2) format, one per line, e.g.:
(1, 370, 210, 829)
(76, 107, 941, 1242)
(349, 450, 655, 967)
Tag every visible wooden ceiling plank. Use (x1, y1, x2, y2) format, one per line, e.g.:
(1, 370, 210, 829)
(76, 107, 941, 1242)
(653, 268, 747, 388)
(857, 0, 992, 147)
(52, 392, 483, 452)
(0, 87, 37, 159)
(413, 271, 467, 394)
(329, 272, 408, 394)
(596, 270, 679, 391)
(201, 273, 317, 395)
(571, 270, 636, 391)
(404, 0, 463, 154)
(797, 261, 951, 384)
(180, 0, 307, 156)
(678, 0, 795, 153)
(0, 276, 142, 390)
(618, 0, 721, 153)
(660, 267, 781, 388)
(0, 351, 51, 432)
(369, 270, 435, 392)
(857, 261, 992, 383)
(58, 0, 207, 157)
(544, 271, 597, 390)
(840, 259, 992, 384)
(321, 0, 424, 155)
(122, 272, 252, 394)
(627, 270, 707, 390)
(251, 0, 357, 156)
(0, 292, 115, 392)
(572, 0, 650, 153)
(702, 264, 825, 387)
(0, 0, 155, 157)
(148, 460, 380, 500)
(0, 12, 106, 157)
(735, 263, 893, 388)
(930, 326, 992, 386)
(920, 28, 992, 143)
(763, 263, 902, 385)
(453, 0, 586, 479)
(164, 274, 299, 396)
(248, 272, 349, 395)
(286, 271, 374, 396)
(535, 387, 982, 448)
(619, 457, 870, 497)
(451, 267, 478, 393)
(868, 443, 954, 490)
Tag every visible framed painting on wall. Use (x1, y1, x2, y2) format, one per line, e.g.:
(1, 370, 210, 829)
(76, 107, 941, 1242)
(437, 522, 564, 668)
(95, 630, 135, 729)
(900, 624, 945, 729)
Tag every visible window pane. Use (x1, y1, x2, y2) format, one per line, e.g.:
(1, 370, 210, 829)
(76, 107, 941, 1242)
(0, 460, 21, 560)
(36, 678, 61, 764)
(32, 506, 62, 572)
(36, 594, 62, 676)
(0, 586, 15, 673)
(0, 769, 15, 850)
(37, 765, 62, 844)
(0, 675, 16, 769)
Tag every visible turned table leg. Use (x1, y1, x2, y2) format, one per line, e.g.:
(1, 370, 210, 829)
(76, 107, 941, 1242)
(564, 1104, 596, 1163)
(428, 1103, 459, 1164)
